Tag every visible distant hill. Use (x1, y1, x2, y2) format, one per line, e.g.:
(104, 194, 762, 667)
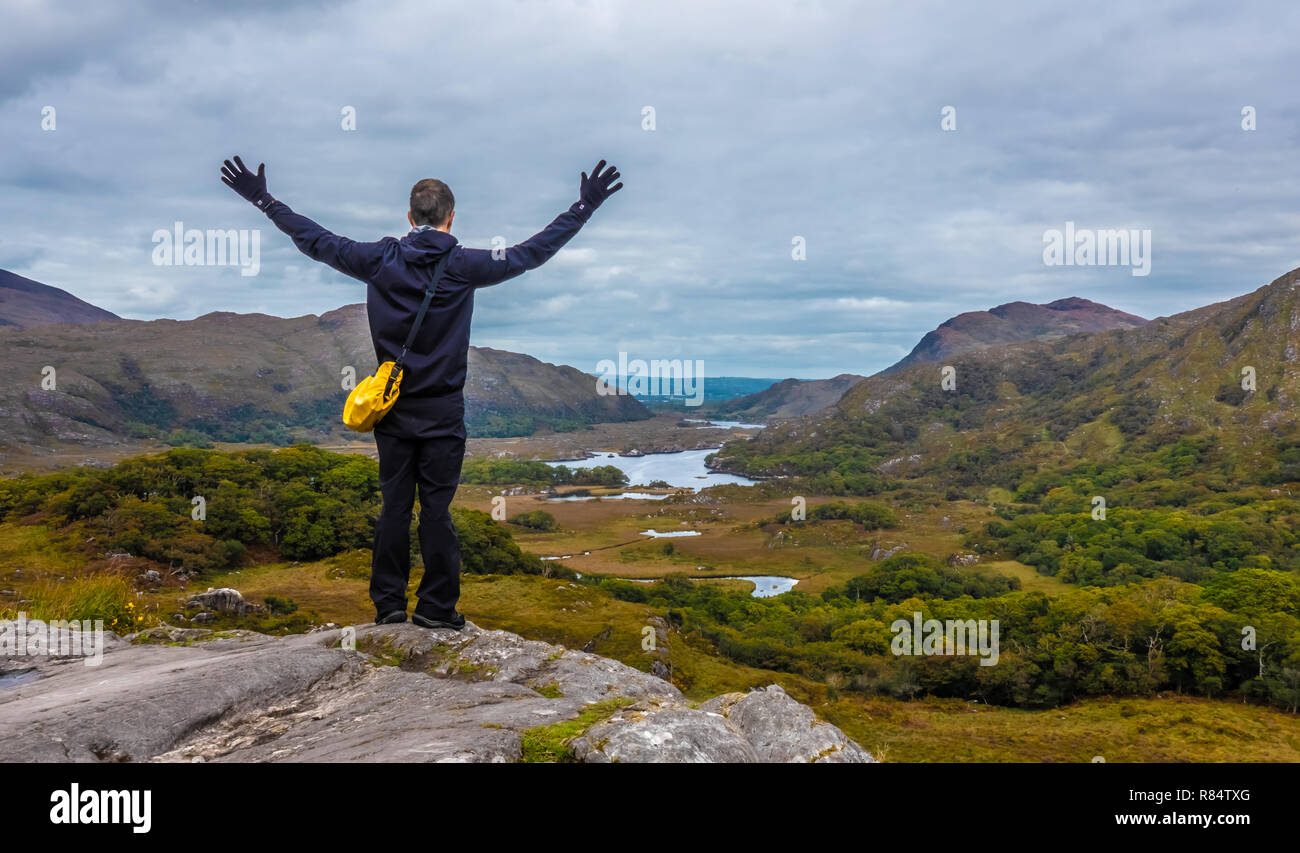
(0, 269, 118, 328)
(603, 376, 780, 410)
(711, 374, 867, 421)
(883, 296, 1146, 373)
(0, 303, 649, 452)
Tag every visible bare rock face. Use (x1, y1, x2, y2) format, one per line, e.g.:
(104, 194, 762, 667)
(699, 685, 875, 762)
(570, 701, 761, 763)
(571, 684, 875, 764)
(0, 620, 875, 764)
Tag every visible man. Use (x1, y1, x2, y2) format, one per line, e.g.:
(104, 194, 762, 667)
(221, 155, 623, 630)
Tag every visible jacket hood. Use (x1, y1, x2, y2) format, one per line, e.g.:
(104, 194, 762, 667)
(397, 228, 458, 265)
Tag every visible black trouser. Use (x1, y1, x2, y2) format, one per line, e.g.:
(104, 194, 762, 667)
(369, 432, 465, 619)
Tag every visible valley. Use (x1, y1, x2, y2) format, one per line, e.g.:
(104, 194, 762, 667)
(2, 269, 1299, 763)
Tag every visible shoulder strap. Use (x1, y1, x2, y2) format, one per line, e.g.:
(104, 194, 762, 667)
(394, 252, 452, 370)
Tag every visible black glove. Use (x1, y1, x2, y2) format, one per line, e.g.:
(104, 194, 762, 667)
(579, 159, 623, 210)
(221, 155, 274, 210)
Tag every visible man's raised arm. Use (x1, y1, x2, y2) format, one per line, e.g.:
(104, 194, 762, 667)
(458, 159, 623, 289)
(220, 155, 383, 282)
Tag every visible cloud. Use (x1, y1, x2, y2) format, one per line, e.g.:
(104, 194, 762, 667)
(3, 0, 1300, 377)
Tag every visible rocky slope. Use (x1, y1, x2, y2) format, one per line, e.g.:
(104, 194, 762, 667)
(0, 619, 874, 763)
(0, 269, 119, 328)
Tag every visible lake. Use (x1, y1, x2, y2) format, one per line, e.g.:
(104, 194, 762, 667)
(546, 448, 756, 491)
(608, 574, 799, 598)
(548, 492, 670, 502)
(682, 418, 766, 430)
(717, 575, 799, 597)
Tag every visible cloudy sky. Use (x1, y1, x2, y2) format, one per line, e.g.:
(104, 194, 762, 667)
(3, 0, 1299, 378)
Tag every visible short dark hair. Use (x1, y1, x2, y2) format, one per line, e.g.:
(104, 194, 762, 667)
(409, 178, 455, 227)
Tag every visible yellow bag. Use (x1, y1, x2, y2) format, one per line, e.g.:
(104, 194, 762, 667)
(343, 361, 403, 432)
(342, 253, 449, 433)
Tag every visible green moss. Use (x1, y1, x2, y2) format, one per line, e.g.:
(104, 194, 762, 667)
(519, 698, 635, 763)
(443, 660, 499, 679)
(357, 635, 406, 667)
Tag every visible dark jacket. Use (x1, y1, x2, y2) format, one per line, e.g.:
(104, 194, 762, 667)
(262, 196, 597, 439)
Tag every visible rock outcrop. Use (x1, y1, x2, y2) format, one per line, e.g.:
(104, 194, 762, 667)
(571, 685, 872, 763)
(0, 619, 874, 764)
(184, 587, 262, 616)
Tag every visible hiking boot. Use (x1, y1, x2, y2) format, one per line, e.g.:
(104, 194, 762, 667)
(412, 611, 466, 631)
(375, 610, 407, 625)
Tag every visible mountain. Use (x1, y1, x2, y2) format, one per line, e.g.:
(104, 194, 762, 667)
(463, 344, 652, 434)
(717, 267, 1300, 497)
(0, 619, 874, 763)
(0, 303, 649, 452)
(883, 296, 1147, 373)
(0, 269, 119, 328)
(709, 297, 1146, 424)
(711, 374, 867, 421)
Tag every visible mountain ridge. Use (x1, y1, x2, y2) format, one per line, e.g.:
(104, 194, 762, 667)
(712, 295, 1147, 423)
(711, 373, 868, 421)
(716, 267, 1300, 491)
(882, 294, 1147, 374)
(0, 300, 650, 452)
(0, 269, 119, 328)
